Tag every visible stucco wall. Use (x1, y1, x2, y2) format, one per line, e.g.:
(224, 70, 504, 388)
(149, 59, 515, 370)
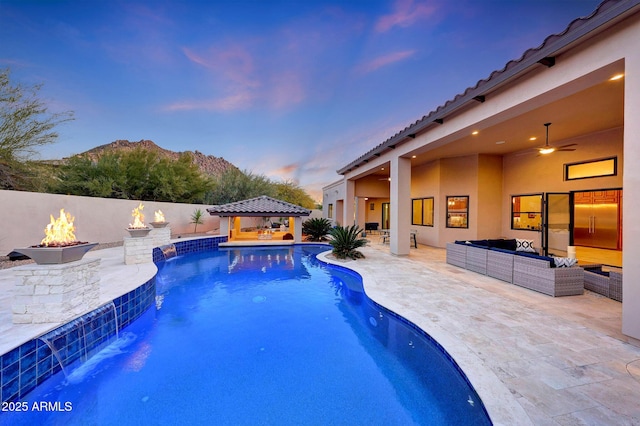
(410, 159, 441, 246)
(0, 190, 221, 255)
(501, 127, 623, 246)
(477, 155, 504, 239)
(439, 155, 479, 245)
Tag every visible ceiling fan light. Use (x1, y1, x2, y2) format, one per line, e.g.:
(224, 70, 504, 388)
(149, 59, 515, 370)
(539, 147, 555, 155)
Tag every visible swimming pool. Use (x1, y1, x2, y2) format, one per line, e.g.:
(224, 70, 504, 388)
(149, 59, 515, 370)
(1, 244, 491, 425)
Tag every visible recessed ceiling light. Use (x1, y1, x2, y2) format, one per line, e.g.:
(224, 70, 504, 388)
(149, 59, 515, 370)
(610, 74, 624, 81)
(411, 155, 416, 158)
(495, 141, 505, 145)
(381, 167, 384, 171)
(529, 137, 537, 141)
(472, 131, 479, 135)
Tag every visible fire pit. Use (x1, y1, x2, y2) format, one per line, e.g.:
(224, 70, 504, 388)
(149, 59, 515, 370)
(150, 209, 169, 228)
(13, 209, 97, 264)
(126, 202, 151, 237)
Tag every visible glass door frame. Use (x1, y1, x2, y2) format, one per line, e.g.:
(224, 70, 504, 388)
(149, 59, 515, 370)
(381, 202, 390, 230)
(543, 192, 571, 256)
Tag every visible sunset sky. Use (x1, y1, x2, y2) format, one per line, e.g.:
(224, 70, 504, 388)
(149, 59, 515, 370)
(0, 0, 602, 200)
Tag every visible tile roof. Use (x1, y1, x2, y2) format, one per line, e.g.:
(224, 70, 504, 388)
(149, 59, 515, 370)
(206, 195, 312, 217)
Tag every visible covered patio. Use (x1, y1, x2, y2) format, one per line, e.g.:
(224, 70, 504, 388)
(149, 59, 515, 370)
(206, 195, 312, 244)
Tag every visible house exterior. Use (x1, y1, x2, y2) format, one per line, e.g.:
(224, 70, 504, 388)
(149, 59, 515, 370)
(322, 0, 640, 342)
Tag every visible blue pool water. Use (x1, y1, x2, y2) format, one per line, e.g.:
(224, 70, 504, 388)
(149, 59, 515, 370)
(1, 245, 491, 425)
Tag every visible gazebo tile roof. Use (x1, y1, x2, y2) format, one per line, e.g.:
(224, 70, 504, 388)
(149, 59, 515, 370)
(206, 195, 312, 217)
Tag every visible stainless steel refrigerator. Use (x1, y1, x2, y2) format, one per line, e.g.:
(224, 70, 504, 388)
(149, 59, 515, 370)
(573, 191, 620, 249)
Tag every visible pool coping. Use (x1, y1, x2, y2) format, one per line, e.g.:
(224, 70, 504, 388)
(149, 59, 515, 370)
(316, 250, 528, 425)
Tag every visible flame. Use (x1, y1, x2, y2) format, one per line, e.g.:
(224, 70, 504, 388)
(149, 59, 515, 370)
(129, 203, 147, 229)
(41, 209, 77, 246)
(154, 210, 165, 223)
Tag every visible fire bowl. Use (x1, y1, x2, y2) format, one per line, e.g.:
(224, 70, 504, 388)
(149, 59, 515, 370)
(150, 221, 169, 228)
(126, 227, 152, 237)
(13, 242, 98, 265)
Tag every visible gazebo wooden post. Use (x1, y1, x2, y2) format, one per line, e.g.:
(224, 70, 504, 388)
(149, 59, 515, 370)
(233, 217, 241, 239)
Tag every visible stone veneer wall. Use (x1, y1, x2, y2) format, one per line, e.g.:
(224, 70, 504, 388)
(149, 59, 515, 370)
(0, 235, 227, 403)
(124, 235, 154, 265)
(12, 258, 101, 324)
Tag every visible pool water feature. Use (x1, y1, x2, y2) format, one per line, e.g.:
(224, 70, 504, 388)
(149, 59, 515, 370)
(1, 245, 491, 425)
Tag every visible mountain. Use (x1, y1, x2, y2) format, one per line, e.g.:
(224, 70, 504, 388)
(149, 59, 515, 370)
(77, 139, 238, 177)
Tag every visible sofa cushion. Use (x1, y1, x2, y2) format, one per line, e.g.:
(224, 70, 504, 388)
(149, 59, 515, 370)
(516, 238, 536, 253)
(489, 239, 517, 251)
(515, 251, 555, 267)
(489, 247, 516, 254)
(553, 257, 578, 268)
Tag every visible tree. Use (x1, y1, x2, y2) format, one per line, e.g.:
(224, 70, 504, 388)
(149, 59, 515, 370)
(205, 168, 317, 209)
(51, 148, 213, 203)
(273, 179, 316, 209)
(0, 68, 73, 162)
(0, 68, 74, 191)
(190, 208, 204, 233)
(206, 168, 272, 205)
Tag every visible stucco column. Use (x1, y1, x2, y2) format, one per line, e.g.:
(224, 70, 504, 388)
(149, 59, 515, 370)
(293, 217, 303, 242)
(622, 52, 640, 342)
(390, 156, 411, 255)
(355, 196, 367, 231)
(220, 217, 229, 238)
(344, 178, 356, 226)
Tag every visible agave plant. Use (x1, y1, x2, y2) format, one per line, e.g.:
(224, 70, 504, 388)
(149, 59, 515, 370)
(329, 225, 367, 260)
(302, 217, 332, 241)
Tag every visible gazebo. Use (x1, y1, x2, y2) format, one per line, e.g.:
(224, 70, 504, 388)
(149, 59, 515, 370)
(206, 195, 312, 243)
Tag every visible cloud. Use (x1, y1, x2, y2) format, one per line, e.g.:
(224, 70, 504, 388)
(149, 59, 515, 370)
(356, 49, 416, 74)
(271, 163, 300, 177)
(163, 92, 254, 112)
(375, 0, 438, 33)
(183, 45, 260, 89)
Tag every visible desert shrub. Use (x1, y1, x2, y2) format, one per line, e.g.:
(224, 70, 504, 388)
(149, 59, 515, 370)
(329, 225, 367, 260)
(302, 217, 332, 241)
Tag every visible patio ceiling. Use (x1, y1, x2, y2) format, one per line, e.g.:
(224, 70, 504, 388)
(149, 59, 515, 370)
(407, 71, 624, 169)
(363, 63, 624, 180)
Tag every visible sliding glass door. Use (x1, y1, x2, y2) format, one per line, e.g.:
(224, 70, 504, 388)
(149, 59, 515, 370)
(544, 192, 570, 256)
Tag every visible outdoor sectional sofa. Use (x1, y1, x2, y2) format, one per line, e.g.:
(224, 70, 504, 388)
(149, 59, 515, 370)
(446, 239, 584, 297)
(583, 265, 623, 302)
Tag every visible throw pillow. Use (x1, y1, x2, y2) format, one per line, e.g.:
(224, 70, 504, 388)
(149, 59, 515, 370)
(516, 238, 536, 253)
(553, 257, 578, 268)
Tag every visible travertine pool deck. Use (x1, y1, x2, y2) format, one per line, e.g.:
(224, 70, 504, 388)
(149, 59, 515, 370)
(319, 242, 640, 425)
(1, 240, 639, 425)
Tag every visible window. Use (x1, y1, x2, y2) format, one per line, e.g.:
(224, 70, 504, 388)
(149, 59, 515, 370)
(412, 197, 434, 226)
(328, 203, 333, 219)
(511, 194, 542, 230)
(565, 157, 617, 180)
(446, 196, 468, 228)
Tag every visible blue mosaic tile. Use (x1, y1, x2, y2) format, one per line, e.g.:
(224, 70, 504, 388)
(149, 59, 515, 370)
(20, 349, 37, 372)
(2, 361, 19, 384)
(2, 347, 19, 369)
(0, 237, 232, 403)
(20, 366, 36, 398)
(2, 376, 19, 402)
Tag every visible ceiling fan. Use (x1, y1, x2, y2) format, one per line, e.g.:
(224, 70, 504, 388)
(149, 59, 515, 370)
(537, 122, 577, 155)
